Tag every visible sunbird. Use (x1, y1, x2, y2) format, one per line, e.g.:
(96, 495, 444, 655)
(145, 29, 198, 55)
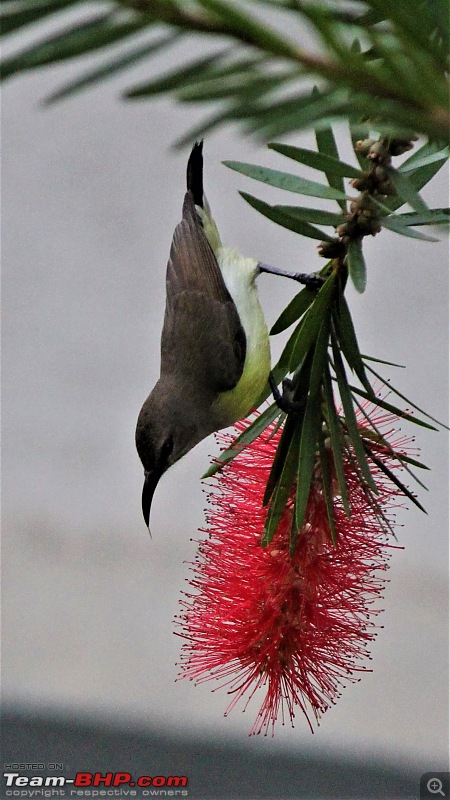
(136, 142, 317, 528)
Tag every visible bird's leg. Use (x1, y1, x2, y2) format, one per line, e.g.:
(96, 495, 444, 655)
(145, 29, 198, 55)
(269, 373, 305, 415)
(258, 262, 325, 290)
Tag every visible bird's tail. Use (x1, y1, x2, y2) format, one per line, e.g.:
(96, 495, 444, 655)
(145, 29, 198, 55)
(186, 141, 204, 208)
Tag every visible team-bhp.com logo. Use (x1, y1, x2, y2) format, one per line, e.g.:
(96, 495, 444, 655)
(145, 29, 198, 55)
(3, 771, 188, 797)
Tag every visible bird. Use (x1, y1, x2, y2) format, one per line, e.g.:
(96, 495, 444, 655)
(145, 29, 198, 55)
(135, 141, 272, 529)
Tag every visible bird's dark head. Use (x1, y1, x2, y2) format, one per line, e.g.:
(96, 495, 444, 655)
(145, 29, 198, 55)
(135, 385, 204, 529)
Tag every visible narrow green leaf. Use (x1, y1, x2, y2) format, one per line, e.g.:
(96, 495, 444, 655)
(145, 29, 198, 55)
(401, 146, 450, 172)
(364, 363, 448, 429)
(196, 0, 300, 59)
(263, 413, 298, 506)
(331, 333, 378, 492)
(263, 350, 317, 507)
(270, 286, 316, 335)
(178, 72, 288, 103)
(314, 109, 341, 161)
(262, 423, 300, 547)
(387, 167, 429, 213)
(392, 453, 430, 472)
(274, 205, 347, 227)
(401, 156, 448, 193)
(364, 446, 427, 514)
(361, 354, 405, 368)
(289, 273, 337, 371)
(319, 432, 337, 545)
(344, 439, 397, 536)
(224, 162, 348, 200)
(382, 148, 447, 213)
(125, 50, 228, 97)
(353, 395, 429, 491)
(295, 318, 330, 533)
(333, 295, 373, 393)
(393, 209, 450, 226)
(368, 0, 447, 69)
(44, 33, 181, 104)
(400, 140, 447, 170)
(323, 366, 350, 515)
(239, 192, 332, 241)
(0, 0, 79, 37)
(294, 400, 321, 540)
(268, 143, 362, 178)
(348, 384, 439, 431)
(346, 238, 367, 293)
(428, 0, 450, 45)
(273, 321, 305, 376)
(245, 88, 353, 141)
(1, 12, 154, 78)
(367, 29, 443, 110)
(380, 217, 439, 241)
(202, 402, 281, 478)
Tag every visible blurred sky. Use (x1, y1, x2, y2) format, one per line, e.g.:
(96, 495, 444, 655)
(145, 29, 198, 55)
(2, 13, 449, 776)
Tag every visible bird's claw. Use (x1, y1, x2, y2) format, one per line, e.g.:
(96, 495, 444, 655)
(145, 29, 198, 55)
(269, 374, 305, 415)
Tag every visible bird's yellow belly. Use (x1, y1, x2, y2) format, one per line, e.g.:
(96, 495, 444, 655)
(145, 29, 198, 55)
(211, 248, 271, 428)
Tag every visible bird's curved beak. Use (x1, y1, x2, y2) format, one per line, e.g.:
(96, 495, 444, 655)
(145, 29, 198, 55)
(142, 469, 162, 530)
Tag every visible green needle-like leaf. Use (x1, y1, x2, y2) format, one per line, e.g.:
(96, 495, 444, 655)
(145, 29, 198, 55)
(273, 206, 347, 227)
(289, 272, 337, 371)
(270, 286, 316, 335)
(44, 33, 182, 104)
(333, 295, 373, 393)
(331, 333, 378, 492)
(364, 363, 449, 429)
(346, 238, 367, 293)
(323, 367, 351, 515)
(268, 143, 362, 178)
(393, 209, 449, 226)
(244, 87, 351, 140)
(239, 192, 333, 240)
(382, 146, 447, 213)
(387, 167, 429, 213)
(319, 431, 337, 545)
(314, 111, 341, 162)
(294, 397, 322, 543)
(270, 321, 306, 390)
(401, 146, 450, 172)
(202, 402, 281, 478)
(0, 0, 79, 37)
(361, 354, 405, 368)
(262, 423, 301, 547)
(364, 446, 427, 514)
(294, 318, 330, 535)
(125, 51, 229, 97)
(224, 161, 348, 200)
(263, 413, 299, 507)
(1, 12, 154, 78)
(353, 396, 429, 491)
(380, 216, 439, 241)
(348, 384, 439, 431)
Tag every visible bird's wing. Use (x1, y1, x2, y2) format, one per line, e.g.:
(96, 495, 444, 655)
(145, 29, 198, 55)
(165, 191, 229, 300)
(161, 191, 246, 392)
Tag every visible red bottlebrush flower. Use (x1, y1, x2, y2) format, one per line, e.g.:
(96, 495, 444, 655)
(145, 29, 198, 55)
(176, 403, 413, 736)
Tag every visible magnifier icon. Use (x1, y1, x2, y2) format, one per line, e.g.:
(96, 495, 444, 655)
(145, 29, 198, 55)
(427, 778, 445, 797)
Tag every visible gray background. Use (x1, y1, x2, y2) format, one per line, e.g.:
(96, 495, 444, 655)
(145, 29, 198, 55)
(2, 17, 449, 794)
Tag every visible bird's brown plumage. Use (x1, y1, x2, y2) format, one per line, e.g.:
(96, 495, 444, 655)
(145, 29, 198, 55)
(161, 191, 246, 392)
